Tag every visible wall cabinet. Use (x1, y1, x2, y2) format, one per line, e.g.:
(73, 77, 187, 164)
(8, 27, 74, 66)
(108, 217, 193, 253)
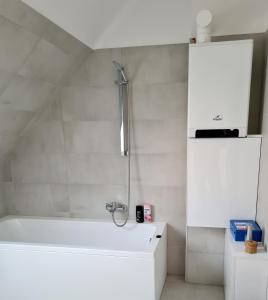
(187, 136, 261, 228)
(188, 40, 253, 137)
(224, 231, 268, 300)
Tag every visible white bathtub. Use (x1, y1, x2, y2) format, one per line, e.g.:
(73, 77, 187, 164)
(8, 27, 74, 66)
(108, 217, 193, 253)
(0, 216, 167, 300)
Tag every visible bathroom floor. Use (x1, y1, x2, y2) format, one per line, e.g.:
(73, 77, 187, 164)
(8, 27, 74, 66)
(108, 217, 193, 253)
(161, 276, 224, 300)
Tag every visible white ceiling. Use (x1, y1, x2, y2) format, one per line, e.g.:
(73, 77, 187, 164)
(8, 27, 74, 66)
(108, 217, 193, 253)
(22, 0, 268, 49)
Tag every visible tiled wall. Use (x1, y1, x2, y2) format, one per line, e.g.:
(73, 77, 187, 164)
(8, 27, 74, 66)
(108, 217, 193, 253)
(257, 29, 268, 245)
(186, 228, 225, 285)
(4, 45, 188, 275)
(0, 0, 89, 216)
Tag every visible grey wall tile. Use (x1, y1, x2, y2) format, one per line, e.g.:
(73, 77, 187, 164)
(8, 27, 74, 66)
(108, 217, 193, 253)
(15, 121, 65, 156)
(0, 74, 55, 111)
(0, 133, 16, 156)
(11, 152, 67, 184)
(167, 245, 185, 275)
(187, 227, 225, 255)
(131, 83, 187, 120)
(131, 154, 186, 187)
(64, 121, 120, 154)
(0, 0, 48, 36)
(124, 44, 188, 85)
(186, 252, 224, 285)
(0, 0, 92, 220)
(39, 92, 62, 122)
(68, 49, 121, 87)
(0, 108, 33, 134)
(42, 21, 89, 57)
(131, 119, 186, 155)
(18, 39, 75, 84)
(67, 154, 127, 185)
(0, 156, 11, 182)
(0, 69, 14, 95)
(69, 184, 125, 218)
(130, 184, 186, 245)
(0, 16, 39, 73)
(4, 183, 69, 217)
(0, 183, 6, 216)
(61, 86, 118, 121)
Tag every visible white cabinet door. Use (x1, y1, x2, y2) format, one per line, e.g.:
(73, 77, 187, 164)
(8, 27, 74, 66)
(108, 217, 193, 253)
(188, 40, 253, 137)
(235, 259, 268, 300)
(187, 137, 261, 227)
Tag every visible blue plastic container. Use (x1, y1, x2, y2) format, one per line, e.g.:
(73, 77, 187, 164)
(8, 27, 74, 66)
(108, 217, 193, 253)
(230, 220, 262, 242)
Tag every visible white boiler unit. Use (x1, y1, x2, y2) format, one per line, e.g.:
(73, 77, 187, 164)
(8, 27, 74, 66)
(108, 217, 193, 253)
(187, 136, 261, 228)
(188, 40, 253, 137)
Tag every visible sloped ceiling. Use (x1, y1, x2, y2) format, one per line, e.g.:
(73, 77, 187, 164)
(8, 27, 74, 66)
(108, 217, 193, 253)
(22, 0, 268, 49)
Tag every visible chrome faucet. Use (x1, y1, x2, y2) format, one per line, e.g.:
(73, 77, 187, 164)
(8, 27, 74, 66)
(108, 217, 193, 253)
(106, 202, 128, 214)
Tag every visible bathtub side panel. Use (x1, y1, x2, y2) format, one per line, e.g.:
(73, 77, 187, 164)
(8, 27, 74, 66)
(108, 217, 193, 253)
(155, 225, 167, 300)
(0, 247, 155, 300)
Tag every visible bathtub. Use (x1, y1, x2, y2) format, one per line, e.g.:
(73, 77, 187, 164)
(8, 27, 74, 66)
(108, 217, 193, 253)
(0, 216, 167, 300)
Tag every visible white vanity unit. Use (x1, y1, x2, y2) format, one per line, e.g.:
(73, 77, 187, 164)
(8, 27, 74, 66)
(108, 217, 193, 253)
(224, 231, 268, 300)
(188, 40, 253, 138)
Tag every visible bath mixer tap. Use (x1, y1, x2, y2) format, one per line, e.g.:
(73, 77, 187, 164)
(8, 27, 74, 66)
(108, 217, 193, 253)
(106, 202, 128, 213)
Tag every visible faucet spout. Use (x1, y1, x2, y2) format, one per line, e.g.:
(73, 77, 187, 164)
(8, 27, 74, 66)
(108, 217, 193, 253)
(106, 202, 128, 214)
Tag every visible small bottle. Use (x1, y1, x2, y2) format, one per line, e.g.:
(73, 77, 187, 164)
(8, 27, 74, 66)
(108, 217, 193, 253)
(245, 224, 253, 242)
(136, 205, 144, 223)
(144, 204, 152, 223)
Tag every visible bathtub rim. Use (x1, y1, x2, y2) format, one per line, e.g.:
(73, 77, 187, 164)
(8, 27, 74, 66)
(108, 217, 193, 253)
(0, 215, 167, 259)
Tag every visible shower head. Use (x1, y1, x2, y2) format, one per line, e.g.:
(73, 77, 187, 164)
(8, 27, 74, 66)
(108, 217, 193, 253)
(113, 61, 128, 83)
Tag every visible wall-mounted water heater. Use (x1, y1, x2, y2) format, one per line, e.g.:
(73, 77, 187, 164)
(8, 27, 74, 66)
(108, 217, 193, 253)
(188, 40, 253, 138)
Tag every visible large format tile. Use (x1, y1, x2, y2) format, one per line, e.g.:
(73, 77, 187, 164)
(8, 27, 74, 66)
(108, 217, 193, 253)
(11, 152, 67, 184)
(67, 153, 127, 185)
(130, 154, 186, 187)
(18, 39, 74, 84)
(124, 44, 188, 85)
(69, 184, 126, 218)
(187, 227, 225, 255)
(0, 132, 16, 156)
(0, 156, 11, 182)
(68, 48, 121, 87)
(131, 119, 186, 154)
(4, 183, 69, 216)
(0, 107, 33, 134)
(0, 183, 6, 216)
(0, 74, 55, 111)
(0, 0, 48, 36)
(15, 121, 65, 156)
(130, 184, 186, 243)
(185, 252, 224, 285)
(131, 83, 187, 120)
(0, 16, 39, 73)
(167, 245, 185, 275)
(64, 121, 120, 154)
(161, 276, 224, 300)
(0, 69, 14, 95)
(42, 21, 89, 57)
(61, 86, 118, 121)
